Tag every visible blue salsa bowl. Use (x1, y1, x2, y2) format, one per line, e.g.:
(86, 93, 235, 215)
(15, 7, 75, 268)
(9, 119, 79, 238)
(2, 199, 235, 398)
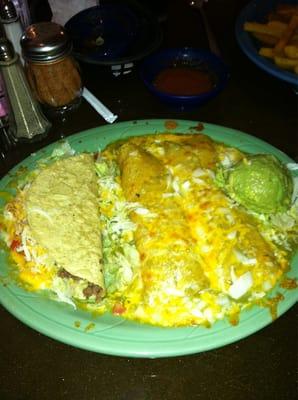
(235, 0, 298, 87)
(139, 47, 230, 109)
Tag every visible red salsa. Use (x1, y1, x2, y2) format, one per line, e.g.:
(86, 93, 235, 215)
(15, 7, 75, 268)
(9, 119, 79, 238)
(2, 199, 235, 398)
(153, 66, 214, 96)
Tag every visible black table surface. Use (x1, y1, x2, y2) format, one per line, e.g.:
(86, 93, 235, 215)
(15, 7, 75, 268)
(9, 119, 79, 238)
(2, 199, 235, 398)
(0, 1, 297, 399)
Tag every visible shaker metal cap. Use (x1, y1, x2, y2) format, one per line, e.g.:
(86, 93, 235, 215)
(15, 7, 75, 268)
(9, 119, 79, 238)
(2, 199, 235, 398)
(0, 37, 17, 64)
(0, 0, 18, 23)
(20, 22, 72, 62)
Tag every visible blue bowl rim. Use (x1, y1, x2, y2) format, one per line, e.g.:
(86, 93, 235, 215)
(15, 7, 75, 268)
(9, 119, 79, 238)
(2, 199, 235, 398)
(139, 47, 230, 101)
(235, 0, 298, 86)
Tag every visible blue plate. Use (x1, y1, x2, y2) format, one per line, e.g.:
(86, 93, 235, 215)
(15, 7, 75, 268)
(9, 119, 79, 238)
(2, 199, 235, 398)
(235, 0, 298, 87)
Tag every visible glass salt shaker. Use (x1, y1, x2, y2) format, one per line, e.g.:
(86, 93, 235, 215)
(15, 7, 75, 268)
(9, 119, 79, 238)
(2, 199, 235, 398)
(0, 37, 51, 141)
(0, 0, 24, 63)
(21, 22, 83, 118)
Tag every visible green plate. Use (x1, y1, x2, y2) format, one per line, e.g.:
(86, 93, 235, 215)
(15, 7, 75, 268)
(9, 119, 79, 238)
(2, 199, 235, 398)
(0, 120, 297, 358)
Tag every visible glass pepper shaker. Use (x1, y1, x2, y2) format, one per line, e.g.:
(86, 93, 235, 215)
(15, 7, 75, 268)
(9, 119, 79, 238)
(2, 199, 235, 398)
(0, 37, 51, 141)
(20, 22, 83, 118)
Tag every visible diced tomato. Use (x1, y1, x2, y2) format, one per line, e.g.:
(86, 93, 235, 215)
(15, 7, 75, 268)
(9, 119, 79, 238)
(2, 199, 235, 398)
(10, 239, 21, 251)
(112, 303, 126, 315)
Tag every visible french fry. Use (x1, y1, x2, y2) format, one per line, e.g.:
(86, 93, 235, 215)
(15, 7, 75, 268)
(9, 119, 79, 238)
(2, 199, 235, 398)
(249, 23, 297, 46)
(276, 5, 298, 20)
(259, 47, 274, 58)
(284, 45, 298, 59)
(268, 12, 289, 23)
(267, 20, 288, 32)
(274, 55, 298, 70)
(273, 15, 298, 55)
(244, 22, 284, 38)
(289, 33, 298, 45)
(252, 32, 278, 46)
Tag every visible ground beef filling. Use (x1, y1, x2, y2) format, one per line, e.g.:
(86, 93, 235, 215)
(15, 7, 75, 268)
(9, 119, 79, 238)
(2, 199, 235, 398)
(58, 268, 103, 301)
(83, 283, 103, 302)
(58, 268, 80, 280)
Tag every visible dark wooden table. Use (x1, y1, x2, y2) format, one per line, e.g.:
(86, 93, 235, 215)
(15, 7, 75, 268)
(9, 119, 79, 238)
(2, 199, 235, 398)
(0, 1, 297, 399)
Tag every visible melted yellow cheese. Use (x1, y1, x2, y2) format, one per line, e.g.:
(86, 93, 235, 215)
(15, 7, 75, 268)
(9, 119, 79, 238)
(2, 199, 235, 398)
(101, 133, 293, 326)
(116, 143, 209, 326)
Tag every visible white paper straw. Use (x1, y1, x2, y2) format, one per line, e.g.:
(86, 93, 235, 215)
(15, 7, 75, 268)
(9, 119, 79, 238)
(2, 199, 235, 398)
(82, 87, 118, 124)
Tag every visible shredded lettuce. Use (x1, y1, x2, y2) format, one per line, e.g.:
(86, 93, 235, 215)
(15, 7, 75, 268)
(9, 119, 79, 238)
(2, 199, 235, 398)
(95, 155, 140, 294)
(51, 276, 95, 307)
(287, 163, 298, 172)
(268, 176, 298, 231)
(49, 141, 76, 160)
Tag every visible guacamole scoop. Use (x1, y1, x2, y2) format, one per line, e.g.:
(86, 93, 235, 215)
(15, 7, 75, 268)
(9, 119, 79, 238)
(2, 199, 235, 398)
(220, 154, 293, 214)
